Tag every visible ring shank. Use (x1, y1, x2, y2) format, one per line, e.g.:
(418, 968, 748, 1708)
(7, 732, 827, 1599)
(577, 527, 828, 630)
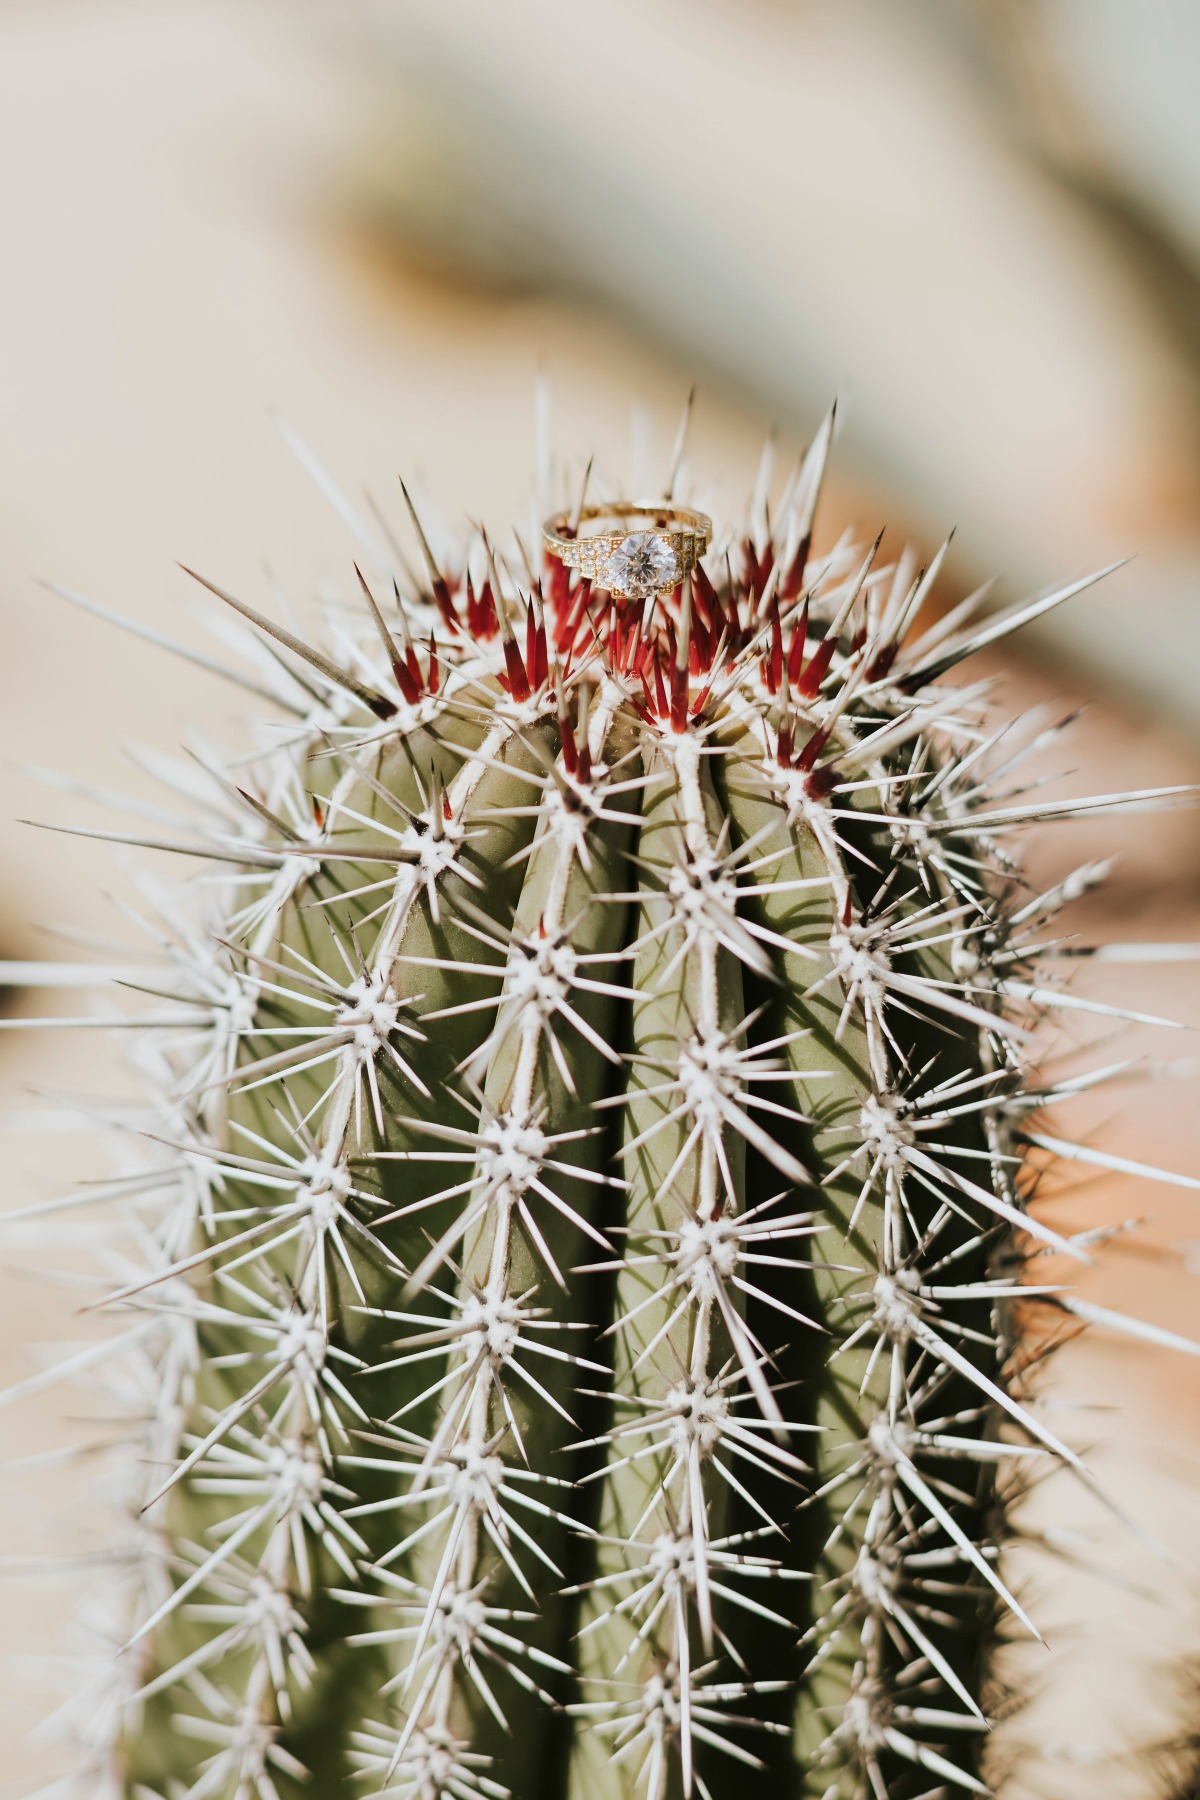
(542, 501, 710, 559)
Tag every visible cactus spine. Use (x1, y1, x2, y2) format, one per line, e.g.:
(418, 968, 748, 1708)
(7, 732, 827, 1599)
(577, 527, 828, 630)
(5, 412, 1198, 1800)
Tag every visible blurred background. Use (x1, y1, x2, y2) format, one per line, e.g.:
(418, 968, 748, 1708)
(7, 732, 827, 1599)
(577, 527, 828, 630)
(0, 2, 1198, 1794)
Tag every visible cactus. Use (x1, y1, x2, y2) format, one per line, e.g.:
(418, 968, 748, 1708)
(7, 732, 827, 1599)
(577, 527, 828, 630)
(4, 407, 1198, 1800)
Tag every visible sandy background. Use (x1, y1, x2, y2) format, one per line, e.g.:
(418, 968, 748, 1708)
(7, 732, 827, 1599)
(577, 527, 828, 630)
(1, 5, 1198, 1795)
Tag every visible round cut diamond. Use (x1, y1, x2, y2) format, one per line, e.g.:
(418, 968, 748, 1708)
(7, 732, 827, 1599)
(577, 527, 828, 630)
(603, 531, 681, 598)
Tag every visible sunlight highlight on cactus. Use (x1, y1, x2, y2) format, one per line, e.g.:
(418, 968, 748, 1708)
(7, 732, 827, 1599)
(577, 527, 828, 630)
(3, 400, 1198, 1800)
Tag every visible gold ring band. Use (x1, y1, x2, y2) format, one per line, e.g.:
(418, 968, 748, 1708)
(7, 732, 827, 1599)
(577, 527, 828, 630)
(542, 502, 712, 600)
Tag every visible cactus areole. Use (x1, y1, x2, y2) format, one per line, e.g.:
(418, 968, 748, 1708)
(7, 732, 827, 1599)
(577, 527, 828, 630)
(13, 414, 1195, 1800)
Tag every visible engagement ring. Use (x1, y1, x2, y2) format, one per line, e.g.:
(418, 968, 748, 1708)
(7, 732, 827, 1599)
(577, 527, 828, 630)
(542, 503, 712, 600)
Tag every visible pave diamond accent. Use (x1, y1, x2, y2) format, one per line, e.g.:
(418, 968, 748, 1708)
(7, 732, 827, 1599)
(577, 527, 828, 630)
(602, 531, 682, 598)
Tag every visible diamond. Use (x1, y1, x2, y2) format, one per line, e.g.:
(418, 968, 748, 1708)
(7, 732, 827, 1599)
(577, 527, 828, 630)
(602, 531, 681, 598)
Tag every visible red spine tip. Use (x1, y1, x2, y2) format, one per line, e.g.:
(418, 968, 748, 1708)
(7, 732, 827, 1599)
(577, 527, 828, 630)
(805, 763, 839, 800)
(652, 652, 669, 719)
(768, 602, 784, 694)
(559, 713, 578, 776)
(547, 562, 571, 613)
(503, 637, 531, 704)
(798, 635, 836, 698)
(432, 576, 459, 635)
(670, 660, 688, 733)
(781, 533, 811, 601)
(478, 579, 499, 640)
(787, 599, 810, 686)
(391, 658, 421, 707)
(796, 723, 831, 773)
(525, 608, 538, 681)
(756, 542, 775, 598)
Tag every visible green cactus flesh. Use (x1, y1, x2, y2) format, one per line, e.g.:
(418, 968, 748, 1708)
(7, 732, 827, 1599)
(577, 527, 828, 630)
(14, 428, 1189, 1800)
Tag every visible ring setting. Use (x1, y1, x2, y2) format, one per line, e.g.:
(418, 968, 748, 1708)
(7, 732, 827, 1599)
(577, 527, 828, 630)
(542, 503, 712, 600)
